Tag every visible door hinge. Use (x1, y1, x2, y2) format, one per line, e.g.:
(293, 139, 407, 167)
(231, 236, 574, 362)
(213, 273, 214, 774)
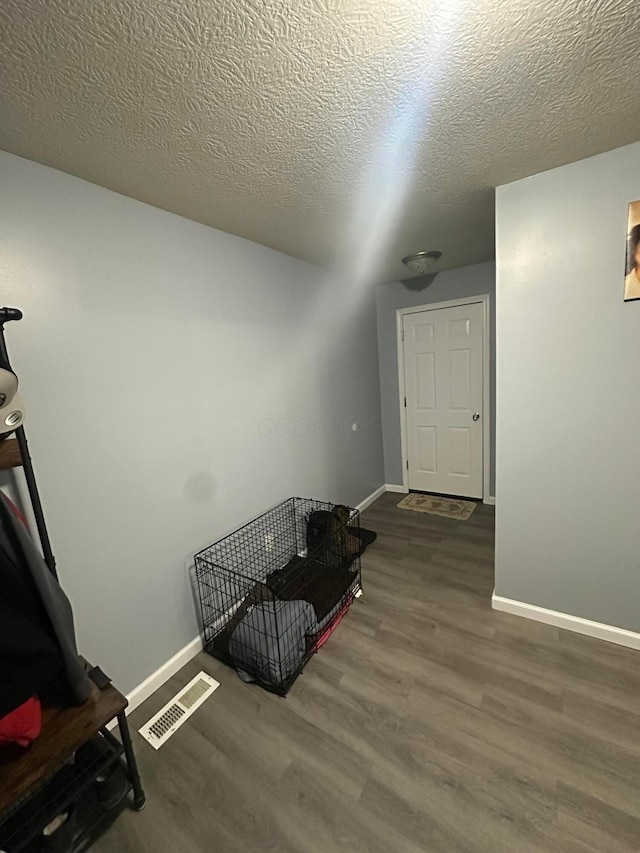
(406, 459, 409, 470)
(401, 329, 404, 341)
(404, 396, 406, 407)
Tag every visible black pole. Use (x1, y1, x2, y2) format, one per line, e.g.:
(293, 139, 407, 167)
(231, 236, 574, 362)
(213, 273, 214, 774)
(13, 427, 58, 579)
(0, 307, 58, 579)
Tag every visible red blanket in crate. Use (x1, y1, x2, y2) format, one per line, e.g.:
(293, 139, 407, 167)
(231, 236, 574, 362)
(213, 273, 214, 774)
(311, 593, 356, 652)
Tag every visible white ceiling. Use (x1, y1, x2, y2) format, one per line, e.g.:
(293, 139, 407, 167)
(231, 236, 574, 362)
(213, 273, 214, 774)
(1, 0, 638, 283)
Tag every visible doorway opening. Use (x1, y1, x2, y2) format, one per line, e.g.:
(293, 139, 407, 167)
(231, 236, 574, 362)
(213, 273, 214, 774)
(397, 296, 491, 502)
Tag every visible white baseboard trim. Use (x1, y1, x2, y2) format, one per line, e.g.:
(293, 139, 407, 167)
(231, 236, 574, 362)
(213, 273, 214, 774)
(356, 484, 386, 512)
(356, 483, 411, 511)
(385, 484, 409, 494)
(484, 495, 496, 506)
(492, 594, 640, 651)
(125, 636, 203, 715)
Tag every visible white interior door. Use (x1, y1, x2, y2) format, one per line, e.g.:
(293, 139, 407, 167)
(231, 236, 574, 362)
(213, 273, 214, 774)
(403, 302, 484, 499)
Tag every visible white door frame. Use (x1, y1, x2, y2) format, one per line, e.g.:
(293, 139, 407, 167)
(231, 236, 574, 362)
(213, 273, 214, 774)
(397, 295, 491, 503)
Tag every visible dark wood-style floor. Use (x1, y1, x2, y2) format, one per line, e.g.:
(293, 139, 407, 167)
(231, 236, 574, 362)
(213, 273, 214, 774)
(96, 494, 640, 852)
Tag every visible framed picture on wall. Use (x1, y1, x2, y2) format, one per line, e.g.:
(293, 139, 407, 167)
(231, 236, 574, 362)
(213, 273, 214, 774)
(625, 200, 640, 301)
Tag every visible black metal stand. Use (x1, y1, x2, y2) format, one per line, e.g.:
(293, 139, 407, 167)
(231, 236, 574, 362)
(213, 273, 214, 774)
(0, 306, 58, 578)
(116, 711, 146, 811)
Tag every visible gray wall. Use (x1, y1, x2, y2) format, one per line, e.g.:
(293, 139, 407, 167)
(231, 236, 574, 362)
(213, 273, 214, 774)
(495, 141, 640, 630)
(376, 261, 496, 491)
(0, 151, 384, 694)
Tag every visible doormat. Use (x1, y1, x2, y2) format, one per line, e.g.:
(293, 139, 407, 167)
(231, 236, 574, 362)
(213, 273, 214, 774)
(397, 493, 477, 520)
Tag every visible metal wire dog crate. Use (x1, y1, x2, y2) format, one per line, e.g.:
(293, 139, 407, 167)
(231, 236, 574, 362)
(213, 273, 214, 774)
(194, 497, 363, 695)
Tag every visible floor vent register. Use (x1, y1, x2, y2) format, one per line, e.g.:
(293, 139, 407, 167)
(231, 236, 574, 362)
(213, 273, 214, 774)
(138, 671, 220, 750)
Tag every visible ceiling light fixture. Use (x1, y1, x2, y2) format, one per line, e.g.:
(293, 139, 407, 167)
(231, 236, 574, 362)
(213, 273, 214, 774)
(401, 250, 442, 276)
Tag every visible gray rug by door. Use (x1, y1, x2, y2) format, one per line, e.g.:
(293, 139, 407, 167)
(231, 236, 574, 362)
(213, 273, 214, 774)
(397, 493, 477, 520)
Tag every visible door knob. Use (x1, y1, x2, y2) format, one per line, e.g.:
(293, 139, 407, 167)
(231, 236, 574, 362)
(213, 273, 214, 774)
(472, 412, 480, 421)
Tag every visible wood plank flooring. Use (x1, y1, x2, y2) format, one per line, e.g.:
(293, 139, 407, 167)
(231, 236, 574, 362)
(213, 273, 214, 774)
(95, 494, 640, 852)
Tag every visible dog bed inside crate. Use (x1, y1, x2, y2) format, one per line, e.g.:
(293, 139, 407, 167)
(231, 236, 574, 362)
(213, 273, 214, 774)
(194, 497, 370, 695)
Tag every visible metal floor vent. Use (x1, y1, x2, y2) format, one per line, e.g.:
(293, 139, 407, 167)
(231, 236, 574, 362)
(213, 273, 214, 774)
(138, 671, 220, 750)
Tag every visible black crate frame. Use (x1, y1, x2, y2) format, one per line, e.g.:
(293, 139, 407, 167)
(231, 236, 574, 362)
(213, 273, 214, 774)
(194, 497, 362, 695)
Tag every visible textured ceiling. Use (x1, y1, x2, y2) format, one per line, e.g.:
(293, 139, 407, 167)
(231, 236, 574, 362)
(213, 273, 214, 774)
(1, 0, 639, 282)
